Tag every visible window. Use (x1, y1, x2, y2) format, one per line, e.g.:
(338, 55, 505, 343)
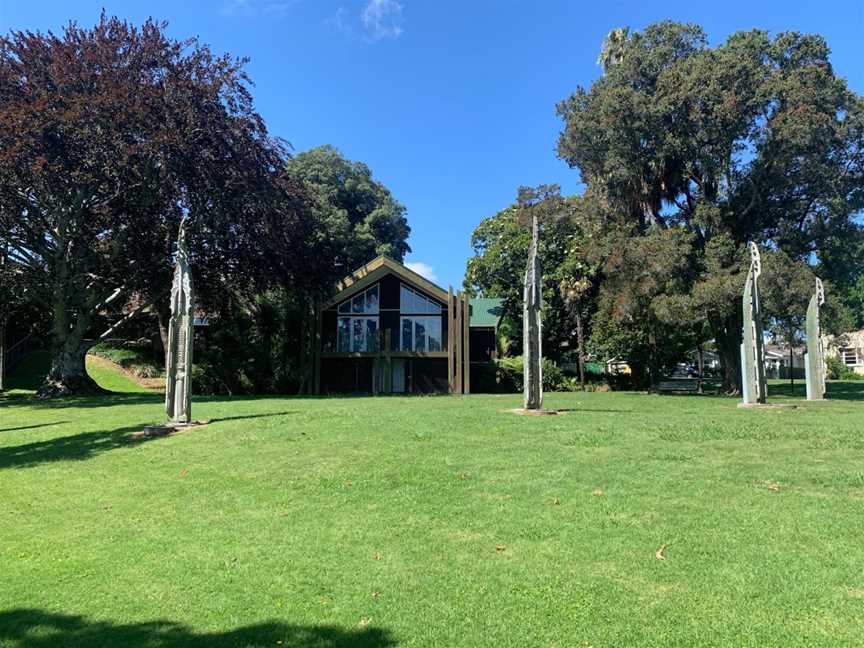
(841, 348, 860, 366)
(336, 285, 379, 352)
(339, 285, 379, 315)
(400, 316, 442, 352)
(400, 285, 441, 314)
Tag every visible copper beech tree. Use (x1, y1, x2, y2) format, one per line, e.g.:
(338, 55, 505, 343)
(0, 14, 301, 396)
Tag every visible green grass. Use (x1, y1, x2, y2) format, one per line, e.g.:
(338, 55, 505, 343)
(2, 367, 864, 647)
(89, 342, 163, 379)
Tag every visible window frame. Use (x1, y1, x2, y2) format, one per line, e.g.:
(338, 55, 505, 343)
(335, 285, 380, 353)
(840, 347, 859, 366)
(399, 284, 441, 315)
(400, 315, 443, 352)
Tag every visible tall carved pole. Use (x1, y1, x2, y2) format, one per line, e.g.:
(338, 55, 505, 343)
(523, 212, 543, 410)
(741, 242, 767, 405)
(165, 221, 194, 424)
(805, 278, 827, 401)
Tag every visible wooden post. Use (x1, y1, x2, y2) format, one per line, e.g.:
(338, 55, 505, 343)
(448, 287, 455, 394)
(455, 292, 463, 394)
(383, 329, 392, 394)
(462, 293, 471, 394)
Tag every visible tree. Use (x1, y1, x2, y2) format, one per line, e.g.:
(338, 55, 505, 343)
(557, 22, 864, 392)
(284, 145, 411, 270)
(464, 186, 587, 361)
(0, 14, 296, 396)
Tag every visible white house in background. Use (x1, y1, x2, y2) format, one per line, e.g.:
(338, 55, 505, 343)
(825, 330, 864, 375)
(764, 344, 805, 379)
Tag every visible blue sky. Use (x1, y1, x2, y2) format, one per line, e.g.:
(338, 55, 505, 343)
(2, 1, 862, 289)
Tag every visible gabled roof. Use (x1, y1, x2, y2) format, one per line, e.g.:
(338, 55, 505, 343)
(325, 255, 449, 308)
(469, 298, 504, 328)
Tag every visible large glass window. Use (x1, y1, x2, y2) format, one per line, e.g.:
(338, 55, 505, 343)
(336, 285, 379, 352)
(400, 284, 441, 314)
(339, 285, 379, 315)
(400, 316, 442, 352)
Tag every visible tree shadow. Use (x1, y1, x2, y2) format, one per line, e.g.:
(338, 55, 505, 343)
(768, 381, 864, 401)
(826, 381, 864, 401)
(0, 424, 157, 471)
(209, 411, 296, 424)
(0, 421, 70, 433)
(0, 392, 163, 410)
(0, 609, 397, 647)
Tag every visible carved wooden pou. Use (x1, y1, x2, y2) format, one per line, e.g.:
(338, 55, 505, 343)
(741, 242, 767, 405)
(523, 213, 543, 410)
(805, 278, 827, 401)
(165, 223, 194, 424)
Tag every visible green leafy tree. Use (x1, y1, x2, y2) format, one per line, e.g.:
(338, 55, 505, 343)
(465, 186, 588, 360)
(284, 145, 411, 270)
(557, 21, 864, 391)
(0, 14, 303, 396)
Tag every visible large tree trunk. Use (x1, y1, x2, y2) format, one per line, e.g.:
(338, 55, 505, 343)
(39, 270, 105, 398)
(575, 309, 586, 391)
(40, 340, 103, 397)
(713, 313, 742, 395)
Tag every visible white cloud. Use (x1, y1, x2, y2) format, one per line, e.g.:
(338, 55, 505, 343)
(220, 0, 298, 18)
(361, 0, 404, 40)
(405, 260, 438, 283)
(327, 6, 354, 37)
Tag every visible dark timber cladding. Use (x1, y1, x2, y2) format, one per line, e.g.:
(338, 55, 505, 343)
(315, 256, 471, 395)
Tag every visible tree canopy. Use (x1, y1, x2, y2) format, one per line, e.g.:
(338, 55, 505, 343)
(0, 14, 305, 395)
(556, 21, 864, 389)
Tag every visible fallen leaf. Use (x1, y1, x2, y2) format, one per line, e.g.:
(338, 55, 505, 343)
(592, 489, 604, 497)
(373, 552, 382, 561)
(179, 469, 188, 477)
(655, 544, 668, 560)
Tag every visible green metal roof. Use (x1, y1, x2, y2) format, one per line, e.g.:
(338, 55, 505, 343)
(469, 298, 504, 328)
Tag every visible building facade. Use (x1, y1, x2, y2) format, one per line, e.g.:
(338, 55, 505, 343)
(315, 256, 502, 394)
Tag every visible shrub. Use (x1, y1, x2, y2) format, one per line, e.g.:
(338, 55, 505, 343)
(493, 356, 578, 392)
(826, 356, 862, 380)
(90, 340, 162, 378)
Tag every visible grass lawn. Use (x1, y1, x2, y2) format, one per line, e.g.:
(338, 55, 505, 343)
(1, 366, 863, 647)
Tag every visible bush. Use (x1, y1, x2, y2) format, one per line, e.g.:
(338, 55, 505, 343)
(493, 356, 578, 393)
(90, 340, 162, 378)
(826, 356, 863, 380)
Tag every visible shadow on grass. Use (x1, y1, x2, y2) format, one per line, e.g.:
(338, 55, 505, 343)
(0, 421, 70, 433)
(768, 380, 864, 401)
(209, 411, 297, 424)
(0, 609, 396, 647)
(0, 392, 163, 410)
(0, 424, 156, 471)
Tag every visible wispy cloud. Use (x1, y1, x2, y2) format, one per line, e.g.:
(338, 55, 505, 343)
(329, 0, 404, 42)
(327, 6, 354, 37)
(405, 260, 438, 283)
(361, 0, 404, 40)
(220, 0, 299, 19)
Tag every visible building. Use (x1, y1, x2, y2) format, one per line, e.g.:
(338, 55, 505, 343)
(315, 256, 503, 394)
(764, 344, 805, 379)
(825, 330, 864, 375)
